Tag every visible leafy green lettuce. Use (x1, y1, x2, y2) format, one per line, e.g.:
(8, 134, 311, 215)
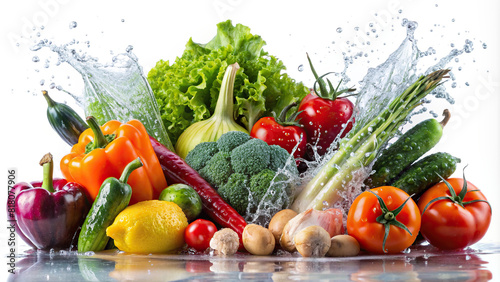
(148, 20, 309, 145)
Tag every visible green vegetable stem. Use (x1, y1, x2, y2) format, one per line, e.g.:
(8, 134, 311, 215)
(175, 63, 248, 159)
(291, 69, 450, 213)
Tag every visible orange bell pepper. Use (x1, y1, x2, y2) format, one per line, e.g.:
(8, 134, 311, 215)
(60, 116, 167, 205)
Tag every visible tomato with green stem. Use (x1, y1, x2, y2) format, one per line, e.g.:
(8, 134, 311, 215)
(418, 170, 491, 250)
(347, 186, 421, 254)
(297, 53, 356, 158)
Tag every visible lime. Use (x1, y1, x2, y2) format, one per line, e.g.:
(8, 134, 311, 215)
(159, 184, 202, 221)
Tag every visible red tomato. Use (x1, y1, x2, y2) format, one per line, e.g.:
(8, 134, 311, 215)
(298, 92, 354, 157)
(184, 219, 217, 251)
(251, 116, 307, 159)
(417, 177, 491, 250)
(347, 186, 421, 254)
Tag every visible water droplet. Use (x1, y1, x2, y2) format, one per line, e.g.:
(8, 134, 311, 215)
(482, 43, 487, 49)
(69, 21, 77, 29)
(40, 79, 45, 86)
(121, 19, 125, 22)
(354, 26, 359, 31)
(398, 9, 403, 14)
(298, 64, 304, 72)
(336, 27, 343, 33)
(451, 18, 455, 22)
(32, 56, 40, 62)
(465, 82, 469, 86)
(126, 45, 134, 52)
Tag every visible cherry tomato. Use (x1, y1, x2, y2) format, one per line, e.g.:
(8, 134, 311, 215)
(184, 219, 217, 251)
(417, 177, 491, 250)
(251, 102, 307, 160)
(347, 186, 421, 254)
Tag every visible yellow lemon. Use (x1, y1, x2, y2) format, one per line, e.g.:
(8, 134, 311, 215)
(106, 200, 188, 253)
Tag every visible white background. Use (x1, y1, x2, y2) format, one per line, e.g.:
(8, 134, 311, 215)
(1, 0, 499, 277)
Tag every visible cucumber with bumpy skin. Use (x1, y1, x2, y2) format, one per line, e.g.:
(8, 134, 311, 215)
(390, 152, 460, 198)
(366, 109, 451, 188)
(77, 158, 141, 253)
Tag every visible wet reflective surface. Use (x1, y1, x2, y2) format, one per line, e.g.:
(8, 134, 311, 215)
(8, 242, 499, 281)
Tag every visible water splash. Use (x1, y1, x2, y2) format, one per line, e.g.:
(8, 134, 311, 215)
(30, 39, 174, 150)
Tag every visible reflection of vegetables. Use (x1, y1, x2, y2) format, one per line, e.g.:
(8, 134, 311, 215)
(78, 158, 140, 253)
(14, 153, 91, 250)
(251, 102, 308, 160)
(43, 90, 88, 146)
(391, 152, 460, 199)
(347, 186, 421, 254)
(418, 173, 491, 250)
(175, 63, 248, 159)
(185, 131, 298, 216)
(149, 136, 247, 248)
(60, 117, 167, 204)
(292, 70, 450, 213)
(367, 110, 451, 188)
(148, 20, 309, 145)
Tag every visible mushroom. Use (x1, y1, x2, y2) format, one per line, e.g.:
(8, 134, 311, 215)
(293, 225, 331, 257)
(268, 209, 298, 243)
(242, 224, 275, 256)
(209, 228, 239, 256)
(327, 234, 360, 257)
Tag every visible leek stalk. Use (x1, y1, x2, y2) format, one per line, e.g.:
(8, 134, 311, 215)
(291, 69, 450, 213)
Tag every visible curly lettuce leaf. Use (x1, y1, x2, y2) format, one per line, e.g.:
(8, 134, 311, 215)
(148, 20, 308, 145)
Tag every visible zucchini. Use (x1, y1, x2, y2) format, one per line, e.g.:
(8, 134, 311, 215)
(43, 90, 88, 146)
(77, 158, 142, 253)
(366, 110, 450, 188)
(390, 152, 460, 198)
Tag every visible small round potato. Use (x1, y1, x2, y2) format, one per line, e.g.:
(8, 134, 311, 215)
(327, 234, 360, 257)
(243, 224, 275, 255)
(268, 209, 298, 244)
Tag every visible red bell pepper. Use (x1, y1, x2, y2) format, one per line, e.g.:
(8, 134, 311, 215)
(14, 153, 91, 250)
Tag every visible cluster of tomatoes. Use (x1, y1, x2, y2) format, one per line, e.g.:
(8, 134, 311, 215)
(347, 176, 491, 253)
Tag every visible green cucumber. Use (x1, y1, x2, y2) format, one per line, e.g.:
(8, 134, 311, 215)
(366, 110, 450, 188)
(77, 158, 141, 253)
(390, 152, 460, 198)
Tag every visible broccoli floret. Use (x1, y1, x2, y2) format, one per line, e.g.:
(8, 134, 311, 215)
(269, 145, 299, 176)
(185, 131, 299, 217)
(199, 151, 233, 189)
(185, 142, 219, 171)
(230, 138, 270, 175)
(249, 169, 290, 210)
(218, 173, 249, 215)
(216, 131, 251, 152)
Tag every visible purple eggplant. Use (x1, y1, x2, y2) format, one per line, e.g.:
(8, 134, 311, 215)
(14, 153, 91, 250)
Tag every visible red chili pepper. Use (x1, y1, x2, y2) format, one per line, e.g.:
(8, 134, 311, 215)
(149, 136, 247, 248)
